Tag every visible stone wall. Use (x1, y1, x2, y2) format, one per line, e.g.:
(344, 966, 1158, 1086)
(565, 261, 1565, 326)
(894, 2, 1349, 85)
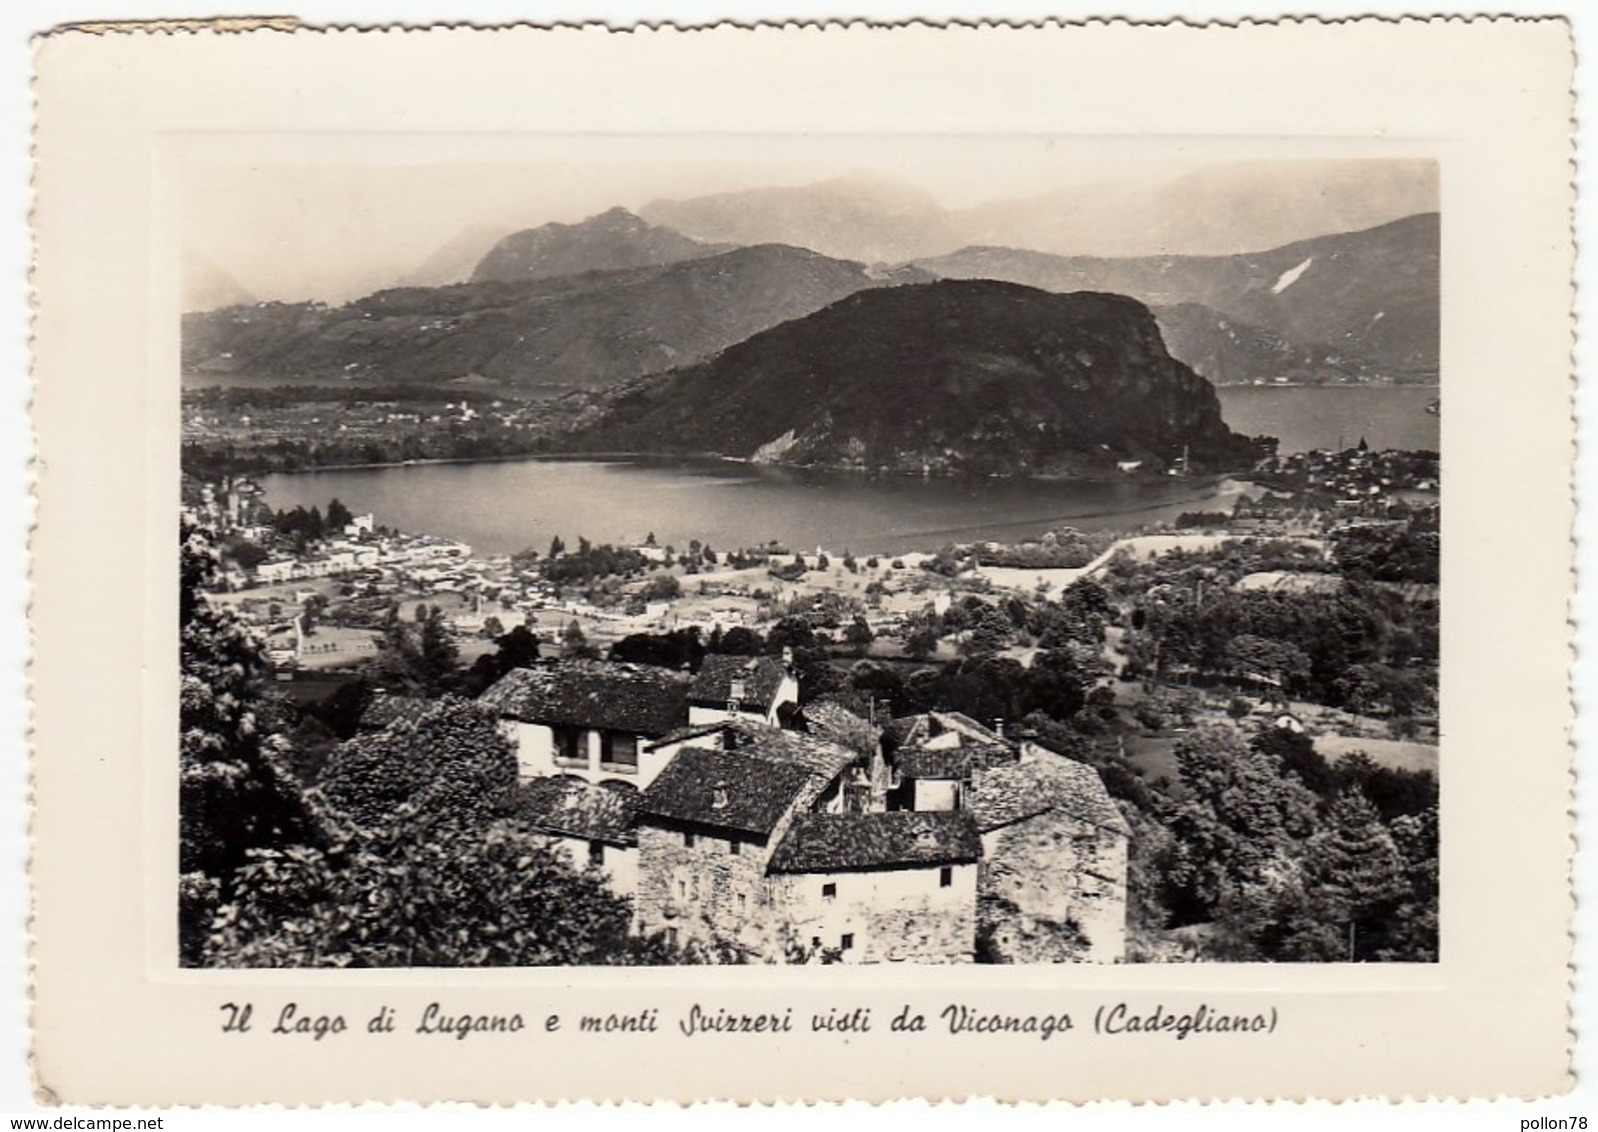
(771, 864, 978, 964)
(634, 822, 784, 959)
(979, 813, 1127, 963)
(546, 834, 639, 900)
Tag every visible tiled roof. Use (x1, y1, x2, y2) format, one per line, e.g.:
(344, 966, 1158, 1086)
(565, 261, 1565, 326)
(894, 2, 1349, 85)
(897, 746, 1000, 780)
(357, 693, 435, 732)
(478, 660, 689, 736)
(767, 810, 983, 874)
(889, 710, 1016, 780)
(801, 701, 879, 753)
(639, 747, 821, 836)
(689, 654, 789, 709)
(515, 777, 639, 848)
(724, 721, 859, 779)
(967, 751, 1129, 837)
(643, 722, 729, 752)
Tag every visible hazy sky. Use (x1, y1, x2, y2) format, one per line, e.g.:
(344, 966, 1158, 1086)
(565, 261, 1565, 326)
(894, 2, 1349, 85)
(179, 138, 1438, 304)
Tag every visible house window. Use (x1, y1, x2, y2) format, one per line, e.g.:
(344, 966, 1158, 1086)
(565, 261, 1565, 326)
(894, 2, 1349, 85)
(840, 933, 854, 952)
(939, 866, 953, 888)
(553, 726, 586, 767)
(601, 731, 638, 773)
(729, 838, 741, 857)
(684, 831, 696, 849)
(588, 841, 605, 869)
(665, 927, 678, 947)
(677, 880, 687, 899)
(737, 893, 746, 912)
(822, 882, 837, 902)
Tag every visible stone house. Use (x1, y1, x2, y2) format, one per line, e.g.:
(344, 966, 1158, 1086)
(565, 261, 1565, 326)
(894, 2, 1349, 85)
(478, 660, 690, 788)
(512, 775, 640, 898)
(633, 722, 985, 964)
(885, 711, 1018, 812)
(633, 734, 852, 958)
(686, 654, 799, 728)
(766, 810, 981, 963)
(966, 749, 1130, 963)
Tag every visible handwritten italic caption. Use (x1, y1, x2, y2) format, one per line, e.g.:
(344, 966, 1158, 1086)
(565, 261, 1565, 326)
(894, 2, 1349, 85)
(219, 1001, 1278, 1042)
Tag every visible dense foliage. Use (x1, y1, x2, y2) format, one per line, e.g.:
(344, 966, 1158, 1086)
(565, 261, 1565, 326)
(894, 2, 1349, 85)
(179, 526, 325, 963)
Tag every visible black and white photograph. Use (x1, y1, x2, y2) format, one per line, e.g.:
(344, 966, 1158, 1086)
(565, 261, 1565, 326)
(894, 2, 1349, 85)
(27, 14, 1578, 1107)
(177, 150, 1442, 968)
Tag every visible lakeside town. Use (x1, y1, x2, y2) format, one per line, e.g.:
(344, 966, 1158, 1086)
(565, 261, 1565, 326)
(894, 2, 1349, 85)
(176, 159, 1441, 970)
(181, 439, 1439, 967)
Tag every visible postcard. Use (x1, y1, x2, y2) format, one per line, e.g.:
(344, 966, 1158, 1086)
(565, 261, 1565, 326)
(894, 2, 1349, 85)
(28, 17, 1575, 1104)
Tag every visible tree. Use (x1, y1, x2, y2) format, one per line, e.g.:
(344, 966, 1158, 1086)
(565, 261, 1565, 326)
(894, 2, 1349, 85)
(459, 624, 543, 698)
(1304, 790, 1411, 960)
(179, 526, 322, 964)
(318, 697, 516, 830)
(204, 808, 636, 968)
(561, 619, 597, 660)
(417, 606, 461, 696)
(714, 626, 765, 657)
(221, 537, 269, 571)
(1019, 648, 1087, 722)
(904, 625, 939, 660)
(325, 497, 354, 533)
(639, 574, 682, 602)
(843, 616, 874, 649)
(1226, 634, 1310, 701)
(609, 628, 705, 671)
(1159, 726, 1321, 925)
(366, 604, 424, 693)
(481, 614, 506, 641)
(549, 535, 566, 559)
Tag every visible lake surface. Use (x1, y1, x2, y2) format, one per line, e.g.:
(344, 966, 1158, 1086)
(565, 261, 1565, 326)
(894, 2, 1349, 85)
(260, 460, 1258, 557)
(1216, 384, 1438, 455)
(256, 386, 1438, 557)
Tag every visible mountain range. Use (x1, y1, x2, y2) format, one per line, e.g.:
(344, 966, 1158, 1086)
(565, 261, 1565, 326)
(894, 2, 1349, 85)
(183, 238, 931, 393)
(568, 280, 1255, 476)
(915, 213, 1439, 383)
(639, 161, 1437, 263)
(470, 207, 732, 284)
(185, 205, 1437, 391)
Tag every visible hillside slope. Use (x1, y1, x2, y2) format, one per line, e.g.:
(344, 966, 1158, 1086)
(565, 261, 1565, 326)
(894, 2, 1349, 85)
(571, 280, 1255, 476)
(471, 207, 727, 284)
(182, 245, 929, 393)
(915, 214, 1439, 383)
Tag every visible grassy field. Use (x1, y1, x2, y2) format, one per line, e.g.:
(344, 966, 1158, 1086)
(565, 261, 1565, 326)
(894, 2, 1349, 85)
(1313, 734, 1439, 773)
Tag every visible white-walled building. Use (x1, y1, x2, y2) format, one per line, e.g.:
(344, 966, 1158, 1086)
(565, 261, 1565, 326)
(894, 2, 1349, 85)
(686, 654, 799, 728)
(478, 660, 691, 788)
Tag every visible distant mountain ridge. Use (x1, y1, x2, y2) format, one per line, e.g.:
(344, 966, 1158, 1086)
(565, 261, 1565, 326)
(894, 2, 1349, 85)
(182, 244, 932, 393)
(399, 224, 514, 288)
(568, 280, 1255, 476)
(641, 174, 961, 265)
(914, 214, 1440, 383)
(183, 250, 257, 314)
(639, 162, 1438, 265)
(470, 207, 730, 284)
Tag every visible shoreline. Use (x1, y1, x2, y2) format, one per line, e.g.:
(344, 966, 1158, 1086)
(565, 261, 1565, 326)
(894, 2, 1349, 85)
(234, 448, 1256, 486)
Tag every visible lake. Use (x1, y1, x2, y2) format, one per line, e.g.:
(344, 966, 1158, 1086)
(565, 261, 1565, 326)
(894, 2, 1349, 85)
(1217, 384, 1438, 454)
(256, 386, 1438, 557)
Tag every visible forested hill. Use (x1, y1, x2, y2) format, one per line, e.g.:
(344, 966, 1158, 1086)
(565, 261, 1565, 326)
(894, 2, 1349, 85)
(568, 279, 1258, 476)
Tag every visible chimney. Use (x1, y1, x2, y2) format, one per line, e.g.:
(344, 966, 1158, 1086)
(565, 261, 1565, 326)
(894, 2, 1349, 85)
(993, 718, 1005, 739)
(712, 781, 729, 811)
